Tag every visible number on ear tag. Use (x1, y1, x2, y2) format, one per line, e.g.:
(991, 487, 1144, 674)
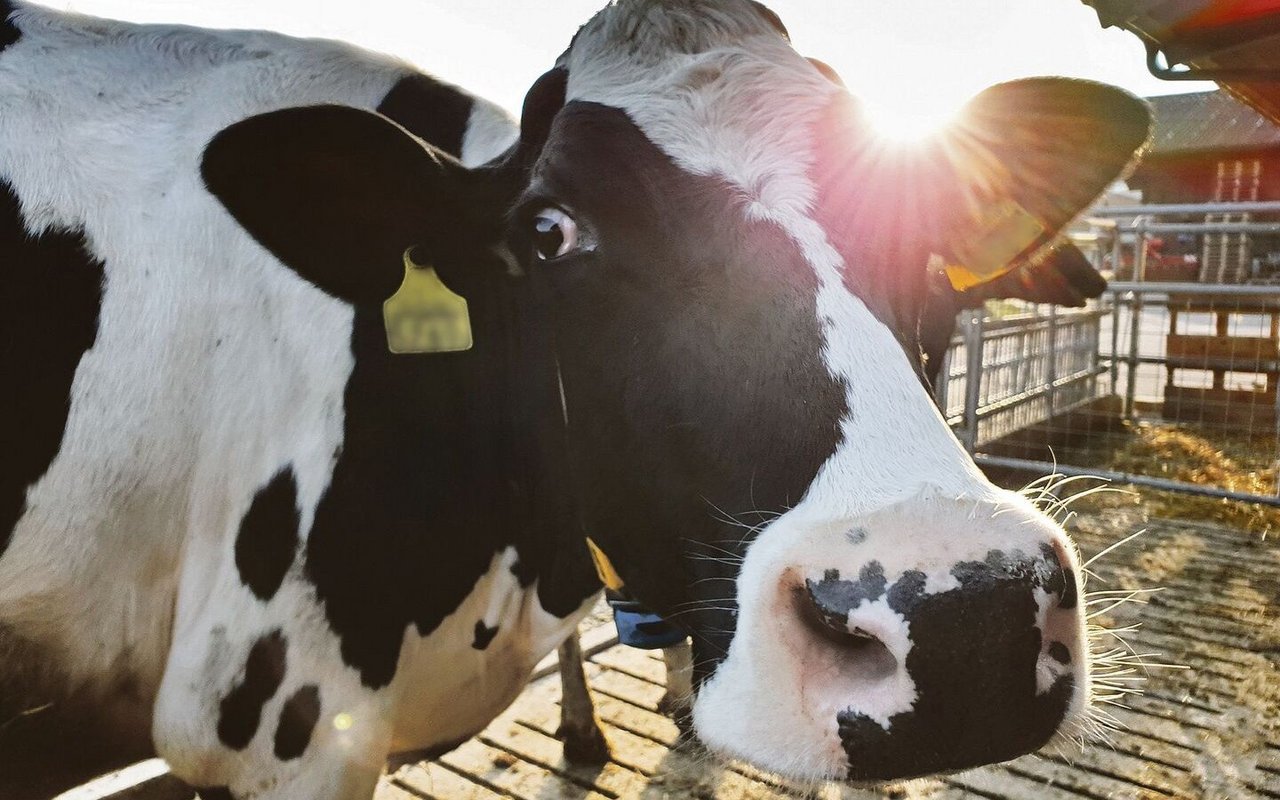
(383, 250, 473, 354)
(945, 198, 1047, 291)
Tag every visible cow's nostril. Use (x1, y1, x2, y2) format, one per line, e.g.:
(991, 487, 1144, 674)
(792, 578, 898, 683)
(793, 583, 877, 649)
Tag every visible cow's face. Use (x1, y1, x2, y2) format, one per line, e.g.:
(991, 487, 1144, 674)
(502, 0, 1146, 782)
(203, 0, 1148, 782)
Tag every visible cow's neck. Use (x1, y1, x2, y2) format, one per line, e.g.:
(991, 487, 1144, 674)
(301, 275, 600, 690)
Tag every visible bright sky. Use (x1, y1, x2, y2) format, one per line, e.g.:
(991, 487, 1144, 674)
(60, 0, 1214, 133)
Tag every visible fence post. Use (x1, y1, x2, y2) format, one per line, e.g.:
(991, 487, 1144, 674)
(1124, 220, 1147, 419)
(962, 308, 984, 453)
(1109, 229, 1123, 393)
(1046, 305, 1058, 418)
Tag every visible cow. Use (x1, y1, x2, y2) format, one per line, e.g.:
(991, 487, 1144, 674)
(0, 1, 1150, 798)
(554, 247, 1112, 763)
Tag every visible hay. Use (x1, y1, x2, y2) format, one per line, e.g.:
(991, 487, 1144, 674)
(1068, 420, 1280, 537)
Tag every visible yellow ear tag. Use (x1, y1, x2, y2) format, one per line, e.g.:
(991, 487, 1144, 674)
(945, 198, 1048, 291)
(382, 250, 473, 354)
(585, 537, 626, 592)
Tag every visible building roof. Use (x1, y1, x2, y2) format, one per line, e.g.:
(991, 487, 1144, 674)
(1146, 90, 1280, 156)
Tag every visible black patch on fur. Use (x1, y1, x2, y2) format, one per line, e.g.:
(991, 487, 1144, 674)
(885, 569, 928, 615)
(1, 180, 105, 558)
(836, 549, 1072, 780)
(1059, 566, 1078, 610)
(300, 212, 598, 688)
(217, 630, 287, 750)
(1048, 641, 1071, 664)
(510, 558, 538, 587)
(524, 103, 848, 688)
(1, 1, 19, 52)
(195, 788, 236, 800)
(804, 563, 887, 630)
(376, 73, 475, 160)
(234, 468, 300, 601)
(273, 684, 320, 761)
(472, 620, 499, 650)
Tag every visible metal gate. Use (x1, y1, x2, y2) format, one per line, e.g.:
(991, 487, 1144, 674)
(937, 201, 1280, 507)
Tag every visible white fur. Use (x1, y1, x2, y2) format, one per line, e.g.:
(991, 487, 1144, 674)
(0, 4, 574, 797)
(461, 99, 519, 167)
(561, 0, 1086, 781)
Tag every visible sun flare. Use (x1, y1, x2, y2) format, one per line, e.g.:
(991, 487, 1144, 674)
(861, 95, 964, 144)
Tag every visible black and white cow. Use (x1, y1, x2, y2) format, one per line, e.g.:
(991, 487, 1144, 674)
(0, 1, 1149, 798)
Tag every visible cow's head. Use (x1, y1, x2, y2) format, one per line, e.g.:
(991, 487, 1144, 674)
(202, 0, 1149, 783)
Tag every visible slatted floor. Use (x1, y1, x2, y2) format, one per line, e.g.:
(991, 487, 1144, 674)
(92, 514, 1280, 800)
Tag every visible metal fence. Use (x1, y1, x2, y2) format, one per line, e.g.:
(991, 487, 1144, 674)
(940, 201, 1280, 507)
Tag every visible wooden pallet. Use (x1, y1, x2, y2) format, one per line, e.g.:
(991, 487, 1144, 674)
(81, 516, 1280, 800)
(1163, 295, 1280, 426)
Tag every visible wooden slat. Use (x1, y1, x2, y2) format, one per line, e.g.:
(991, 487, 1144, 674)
(1166, 333, 1279, 365)
(433, 737, 613, 800)
(391, 763, 512, 800)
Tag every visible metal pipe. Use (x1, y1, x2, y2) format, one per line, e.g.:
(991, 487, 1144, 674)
(1107, 282, 1280, 297)
(973, 454, 1280, 508)
(1109, 234, 1123, 392)
(961, 309, 984, 453)
(945, 365, 1108, 426)
(1046, 305, 1058, 419)
(1123, 222, 1147, 418)
(1119, 352, 1280, 369)
(1141, 222, 1280, 235)
(975, 308, 1104, 335)
(1092, 201, 1280, 216)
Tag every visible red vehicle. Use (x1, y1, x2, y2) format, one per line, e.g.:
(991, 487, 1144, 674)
(1085, 0, 1280, 123)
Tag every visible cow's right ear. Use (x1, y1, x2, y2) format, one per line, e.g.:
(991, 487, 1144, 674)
(960, 242, 1107, 307)
(202, 104, 501, 305)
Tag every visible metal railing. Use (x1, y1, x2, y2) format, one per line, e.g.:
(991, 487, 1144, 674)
(936, 307, 1107, 451)
(942, 201, 1280, 507)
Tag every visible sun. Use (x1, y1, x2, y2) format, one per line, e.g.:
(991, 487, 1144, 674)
(861, 95, 965, 144)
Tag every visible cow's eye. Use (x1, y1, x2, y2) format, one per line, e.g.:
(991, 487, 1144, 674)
(531, 207, 579, 261)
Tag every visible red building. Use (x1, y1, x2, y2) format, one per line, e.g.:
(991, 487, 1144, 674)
(1130, 90, 1280, 203)
(1126, 90, 1280, 281)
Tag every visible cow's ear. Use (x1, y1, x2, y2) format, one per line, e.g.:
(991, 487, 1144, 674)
(840, 79, 1149, 290)
(960, 242, 1107, 307)
(929, 79, 1150, 289)
(202, 104, 499, 305)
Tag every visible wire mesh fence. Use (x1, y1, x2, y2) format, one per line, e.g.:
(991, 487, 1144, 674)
(938, 201, 1280, 507)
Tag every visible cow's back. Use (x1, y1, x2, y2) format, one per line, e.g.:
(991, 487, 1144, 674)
(0, 3, 517, 792)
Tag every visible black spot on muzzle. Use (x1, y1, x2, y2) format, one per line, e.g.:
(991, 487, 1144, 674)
(829, 550, 1074, 781)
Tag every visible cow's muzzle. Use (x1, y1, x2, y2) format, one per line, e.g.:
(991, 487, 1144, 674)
(792, 545, 1078, 780)
(689, 492, 1087, 784)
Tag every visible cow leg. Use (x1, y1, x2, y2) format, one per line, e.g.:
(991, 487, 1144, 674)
(554, 631, 610, 764)
(658, 640, 695, 742)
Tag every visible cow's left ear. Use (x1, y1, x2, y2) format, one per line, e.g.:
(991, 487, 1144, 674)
(202, 104, 509, 305)
(930, 79, 1150, 290)
(837, 78, 1149, 291)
